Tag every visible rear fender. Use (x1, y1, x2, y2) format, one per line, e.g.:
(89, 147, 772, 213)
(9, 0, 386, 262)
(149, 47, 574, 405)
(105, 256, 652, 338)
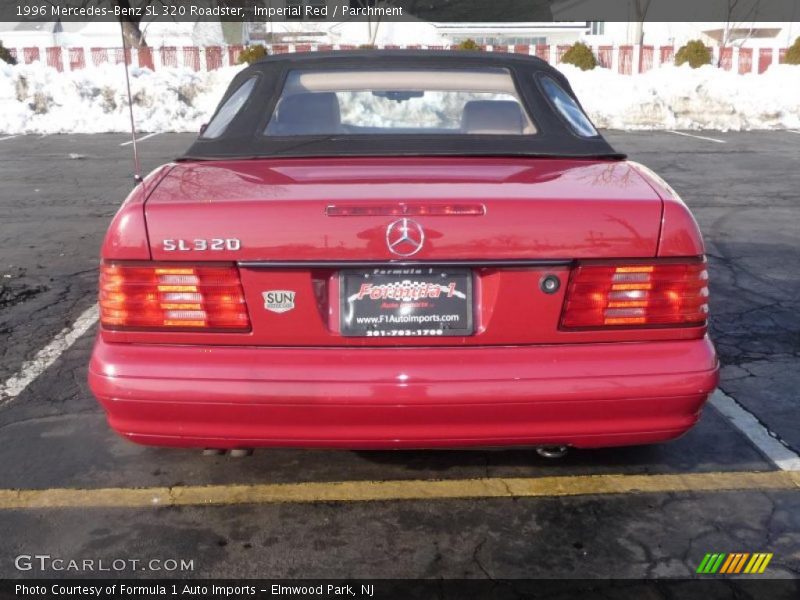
(101, 164, 174, 260)
(629, 161, 704, 257)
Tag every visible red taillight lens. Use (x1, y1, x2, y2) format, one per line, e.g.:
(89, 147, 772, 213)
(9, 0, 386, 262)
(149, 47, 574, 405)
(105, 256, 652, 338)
(99, 263, 250, 331)
(561, 260, 709, 329)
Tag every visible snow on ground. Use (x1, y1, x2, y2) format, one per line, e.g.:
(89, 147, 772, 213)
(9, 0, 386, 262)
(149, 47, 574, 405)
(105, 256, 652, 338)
(557, 63, 800, 131)
(0, 61, 246, 135)
(0, 59, 798, 134)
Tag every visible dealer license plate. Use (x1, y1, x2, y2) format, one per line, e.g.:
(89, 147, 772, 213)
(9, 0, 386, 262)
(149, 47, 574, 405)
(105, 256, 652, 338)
(340, 267, 473, 337)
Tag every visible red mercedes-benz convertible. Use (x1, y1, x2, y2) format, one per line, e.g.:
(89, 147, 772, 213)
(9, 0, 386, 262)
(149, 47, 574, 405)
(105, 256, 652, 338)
(88, 51, 718, 452)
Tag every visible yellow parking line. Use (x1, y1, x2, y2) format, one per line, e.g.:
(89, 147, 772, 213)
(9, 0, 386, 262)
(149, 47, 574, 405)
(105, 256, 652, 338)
(0, 470, 797, 510)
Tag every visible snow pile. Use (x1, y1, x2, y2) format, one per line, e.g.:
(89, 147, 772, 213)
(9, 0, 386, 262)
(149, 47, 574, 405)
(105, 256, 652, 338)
(558, 63, 800, 130)
(0, 61, 245, 135)
(338, 91, 515, 129)
(0, 59, 798, 134)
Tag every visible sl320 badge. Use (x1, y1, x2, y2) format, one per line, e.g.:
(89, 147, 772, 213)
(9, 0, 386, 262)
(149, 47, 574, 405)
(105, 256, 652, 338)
(262, 290, 296, 313)
(162, 238, 241, 251)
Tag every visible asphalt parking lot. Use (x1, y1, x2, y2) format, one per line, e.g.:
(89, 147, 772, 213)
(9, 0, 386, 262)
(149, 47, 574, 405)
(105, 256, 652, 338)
(0, 130, 798, 581)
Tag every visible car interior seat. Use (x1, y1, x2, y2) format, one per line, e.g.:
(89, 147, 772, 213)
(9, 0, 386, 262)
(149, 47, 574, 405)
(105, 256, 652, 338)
(461, 100, 525, 134)
(271, 92, 342, 135)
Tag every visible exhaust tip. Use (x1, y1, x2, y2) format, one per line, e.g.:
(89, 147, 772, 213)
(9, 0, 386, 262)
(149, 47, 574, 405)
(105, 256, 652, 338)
(229, 448, 254, 458)
(536, 446, 569, 459)
(202, 448, 225, 456)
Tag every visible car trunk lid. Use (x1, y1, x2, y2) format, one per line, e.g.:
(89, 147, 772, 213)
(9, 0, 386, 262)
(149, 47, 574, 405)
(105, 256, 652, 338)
(145, 157, 662, 262)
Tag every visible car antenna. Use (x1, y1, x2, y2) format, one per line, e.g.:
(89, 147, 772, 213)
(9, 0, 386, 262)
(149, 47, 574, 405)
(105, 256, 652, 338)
(119, 19, 144, 186)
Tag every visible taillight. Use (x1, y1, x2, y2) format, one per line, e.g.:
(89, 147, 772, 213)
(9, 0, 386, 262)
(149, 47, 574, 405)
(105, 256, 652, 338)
(99, 263, 250, 331)
(561, 260, 708, 329)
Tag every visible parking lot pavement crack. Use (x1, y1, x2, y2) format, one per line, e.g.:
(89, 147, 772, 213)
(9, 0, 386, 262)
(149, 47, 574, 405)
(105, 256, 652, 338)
(164, 485, 181, 507)
(682, 527, 707, 574)
(498, 477, 514, 499)
(471, 538, 496, 581)
(762, 492, 781, 550)
(0, 408, 99, 432)
(0, 280, 48, 310)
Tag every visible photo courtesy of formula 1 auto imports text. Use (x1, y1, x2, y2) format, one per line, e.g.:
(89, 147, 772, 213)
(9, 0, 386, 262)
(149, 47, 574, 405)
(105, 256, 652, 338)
(0, 0, 799, 598)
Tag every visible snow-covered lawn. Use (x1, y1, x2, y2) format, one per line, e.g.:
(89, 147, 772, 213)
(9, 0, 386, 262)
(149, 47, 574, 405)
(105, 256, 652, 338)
(1, 60, 798, 134)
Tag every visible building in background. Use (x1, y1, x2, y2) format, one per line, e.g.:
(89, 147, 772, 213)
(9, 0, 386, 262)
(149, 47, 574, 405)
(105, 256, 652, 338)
(585, 22, 798, 48)
(246, 19, 447, 46)
(432, 22, 588, 47)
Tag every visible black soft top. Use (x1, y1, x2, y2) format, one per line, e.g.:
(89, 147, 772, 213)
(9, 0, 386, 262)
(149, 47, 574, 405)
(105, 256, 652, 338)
(182, 50, 623, 161)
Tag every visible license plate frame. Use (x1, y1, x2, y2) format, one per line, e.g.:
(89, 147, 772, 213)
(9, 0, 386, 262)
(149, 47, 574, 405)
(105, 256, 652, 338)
(339, 267, 474, 337)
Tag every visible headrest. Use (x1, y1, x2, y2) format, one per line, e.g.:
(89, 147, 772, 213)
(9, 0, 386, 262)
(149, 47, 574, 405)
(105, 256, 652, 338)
(275, 92, 341, 135)
(462, 100, 524, 134)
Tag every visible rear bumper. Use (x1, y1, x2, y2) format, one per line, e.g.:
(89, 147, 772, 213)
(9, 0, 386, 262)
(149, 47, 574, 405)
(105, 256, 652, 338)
(88, 336, 719, 449)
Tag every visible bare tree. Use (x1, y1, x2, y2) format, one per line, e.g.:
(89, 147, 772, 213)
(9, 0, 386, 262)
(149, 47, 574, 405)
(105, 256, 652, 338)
(631, 0, 652, 73)
(116, 0, 156, 47)
(719, 0, 762, 65)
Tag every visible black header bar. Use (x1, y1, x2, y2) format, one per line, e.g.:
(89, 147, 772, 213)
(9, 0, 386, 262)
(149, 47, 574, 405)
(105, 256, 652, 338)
(3, 579, 800, 600)
(3, 0, 800, 23)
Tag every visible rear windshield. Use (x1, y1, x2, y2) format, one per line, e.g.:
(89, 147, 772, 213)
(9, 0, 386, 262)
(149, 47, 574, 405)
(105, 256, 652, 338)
(264, 68, 536, 136)
(202, 77, 257, 139)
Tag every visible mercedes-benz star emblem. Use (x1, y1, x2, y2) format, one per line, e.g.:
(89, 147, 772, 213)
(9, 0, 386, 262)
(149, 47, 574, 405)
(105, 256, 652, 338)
(386, 218, 425, 257)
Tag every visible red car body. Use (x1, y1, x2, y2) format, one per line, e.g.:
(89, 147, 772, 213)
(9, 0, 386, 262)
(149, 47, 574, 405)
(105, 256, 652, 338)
(88, 156, 718, 449)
